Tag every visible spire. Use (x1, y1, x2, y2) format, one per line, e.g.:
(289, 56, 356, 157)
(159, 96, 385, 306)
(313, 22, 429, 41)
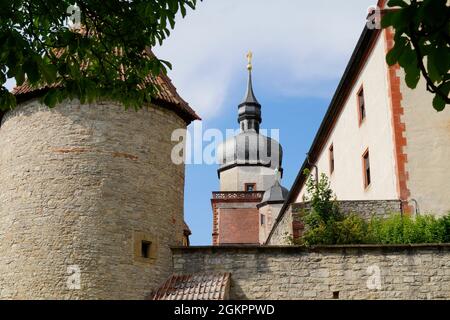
(238, 51, 262, 132)
(242, 51, 259, 105)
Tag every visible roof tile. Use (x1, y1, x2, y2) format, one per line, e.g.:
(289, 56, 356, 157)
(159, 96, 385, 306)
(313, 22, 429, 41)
(149, 273, 231, 300)
(12, 53, 200, 123)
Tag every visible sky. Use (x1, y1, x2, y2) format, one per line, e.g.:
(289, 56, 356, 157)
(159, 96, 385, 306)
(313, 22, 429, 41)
(5, 0, 376, 245)
(154, 0, 376, 245)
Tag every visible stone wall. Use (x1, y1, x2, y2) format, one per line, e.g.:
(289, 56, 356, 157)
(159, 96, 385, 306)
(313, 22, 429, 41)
(172, 245, 450, 300)
(0, 99, 187, 299)
(267, 200, 402, 245)
(293, 200, 402, 220)
(267, 206, 292, 245)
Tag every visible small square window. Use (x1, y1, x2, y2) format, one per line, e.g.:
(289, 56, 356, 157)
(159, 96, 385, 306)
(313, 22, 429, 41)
(245, 183, 256, 192)
(141, 241, 151, 258)
(133, 231, 157, 263)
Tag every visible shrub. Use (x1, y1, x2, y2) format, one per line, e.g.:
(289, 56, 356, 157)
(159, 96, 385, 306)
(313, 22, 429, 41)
(301, 171, 366, 245)
(366, 214, 447, 244)
(335, 214, 368, 244)
(442, 214, 450, 243)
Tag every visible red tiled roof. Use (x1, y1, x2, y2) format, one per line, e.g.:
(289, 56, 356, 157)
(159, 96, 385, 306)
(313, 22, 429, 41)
(12, 50, 200, 123)
(149, 273, 231, 300)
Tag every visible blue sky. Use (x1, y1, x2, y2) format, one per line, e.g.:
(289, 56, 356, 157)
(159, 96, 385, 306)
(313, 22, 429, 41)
(154, 0, 376, 245)
(5, 0, 376, 245)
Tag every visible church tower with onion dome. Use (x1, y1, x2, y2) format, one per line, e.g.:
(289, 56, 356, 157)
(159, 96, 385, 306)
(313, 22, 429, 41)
(212, 52, 288, 245)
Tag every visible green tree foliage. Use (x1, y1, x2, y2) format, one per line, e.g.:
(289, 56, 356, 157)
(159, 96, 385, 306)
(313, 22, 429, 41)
(382, 0, 450, 111)
(0, 0, 200, 110)
(301, 169, 343, 245)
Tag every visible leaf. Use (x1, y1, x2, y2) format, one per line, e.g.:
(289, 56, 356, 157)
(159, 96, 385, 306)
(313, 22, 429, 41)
(15, 68, 25, 86)
(42, 90, 60, 108)
(386, 37, 407, 66)
(180, 3, 187, 17)
(387, 0, 408, 8)
(432, 94, 446, 112)
(439, 82, 450, 97)
(404, 64, 420, 89)
(427, 50, 442, 83)
(434, 47, 450, 76)
(423, 0, 447, 27)
(159, 59, 172, 70)
(23, 58, 40, 83)
(381, 11, 396, 28)
(398, 47, 416, 69)
(40, 63, 57, 84)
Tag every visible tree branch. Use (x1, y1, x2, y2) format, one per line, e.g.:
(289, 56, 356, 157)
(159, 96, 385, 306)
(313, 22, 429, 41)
(409, 25, 450, 104)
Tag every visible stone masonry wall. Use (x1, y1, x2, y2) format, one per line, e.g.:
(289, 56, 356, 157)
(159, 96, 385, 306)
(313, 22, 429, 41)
(268, 200, 402, 245)
(0, 99, 187, 299)
(267, 206, 292, 245)
(172, 245, 450, 300)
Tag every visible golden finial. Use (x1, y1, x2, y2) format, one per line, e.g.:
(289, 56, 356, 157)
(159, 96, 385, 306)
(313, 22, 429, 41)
(246, 51, 253, 71)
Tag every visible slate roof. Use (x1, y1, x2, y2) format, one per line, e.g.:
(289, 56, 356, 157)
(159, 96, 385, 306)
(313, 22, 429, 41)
(149, 273, 231, 300)
(258, 180, 289, 208)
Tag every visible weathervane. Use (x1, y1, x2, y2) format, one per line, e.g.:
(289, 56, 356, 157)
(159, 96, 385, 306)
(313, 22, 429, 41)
(246, 51, 253, 71)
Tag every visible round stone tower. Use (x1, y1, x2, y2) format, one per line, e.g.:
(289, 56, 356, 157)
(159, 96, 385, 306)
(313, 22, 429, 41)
(0, 75, 199, 299)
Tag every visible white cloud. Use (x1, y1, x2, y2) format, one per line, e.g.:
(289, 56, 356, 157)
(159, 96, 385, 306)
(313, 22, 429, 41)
(4, 1, 376, 118)
(4, 78, 15, 91)
(154, 0, 376, 118)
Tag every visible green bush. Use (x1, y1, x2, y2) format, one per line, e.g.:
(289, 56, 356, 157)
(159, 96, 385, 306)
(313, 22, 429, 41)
(366, 214, 448, 244)
(442, 214, 450, 243)
(335, 214, 368, 244)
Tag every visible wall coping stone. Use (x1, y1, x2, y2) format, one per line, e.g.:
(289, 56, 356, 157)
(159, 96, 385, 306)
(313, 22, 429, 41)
(172, 244, 450, 254)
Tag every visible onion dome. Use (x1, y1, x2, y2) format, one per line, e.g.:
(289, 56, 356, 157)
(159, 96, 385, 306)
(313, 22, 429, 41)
(217, 52, 283, 175)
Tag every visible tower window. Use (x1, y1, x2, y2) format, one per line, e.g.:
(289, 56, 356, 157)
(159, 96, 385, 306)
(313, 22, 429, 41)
(362, 149, 371, 188)
(141, 241, 152, 258)
(357, 86, 366, 124)
(134, 232, 157, 263)
(329, 144, 334, 174)
(260, 214, 265, 225)
(245, 183, 256, 192)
